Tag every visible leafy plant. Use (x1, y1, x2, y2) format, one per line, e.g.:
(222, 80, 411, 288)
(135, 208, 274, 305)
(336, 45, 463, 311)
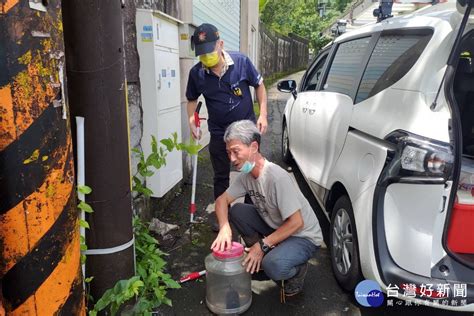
(259, 0, 270, 12)
(77, 185, 94, 308)
(89, 276, 144, 316)
(132, 132, 200, 198)
(131, 216, 180, 314)
(78, 185, 93, 264)
(89, 217, 180, 315)
(84, 276, 95, 308)
(89, 134, 199, 315)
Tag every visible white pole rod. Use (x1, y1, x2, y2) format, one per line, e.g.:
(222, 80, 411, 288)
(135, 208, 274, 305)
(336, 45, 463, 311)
(76, 116, 86, 278)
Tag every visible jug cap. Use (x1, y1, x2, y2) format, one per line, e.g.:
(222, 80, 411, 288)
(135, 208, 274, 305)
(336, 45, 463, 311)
(212, 242, 244, 259)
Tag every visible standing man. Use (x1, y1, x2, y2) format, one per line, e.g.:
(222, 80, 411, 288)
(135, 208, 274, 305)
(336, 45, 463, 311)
(186, 23, 268, 207)
(211, 120, 323, 297)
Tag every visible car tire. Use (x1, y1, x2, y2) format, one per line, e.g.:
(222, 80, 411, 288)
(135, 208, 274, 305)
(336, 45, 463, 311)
(329, 195, 363, 291)
(282, 120, 293, 164)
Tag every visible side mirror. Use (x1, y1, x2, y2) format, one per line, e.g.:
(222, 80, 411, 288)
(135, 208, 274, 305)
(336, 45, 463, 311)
(277, 80, 298, 99)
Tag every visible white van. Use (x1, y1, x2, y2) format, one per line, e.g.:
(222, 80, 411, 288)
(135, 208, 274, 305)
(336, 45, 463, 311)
(278, 0, 474, 311)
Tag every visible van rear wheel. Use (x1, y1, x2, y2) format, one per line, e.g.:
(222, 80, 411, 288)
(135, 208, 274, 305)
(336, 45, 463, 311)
(329, 195, 363, 291)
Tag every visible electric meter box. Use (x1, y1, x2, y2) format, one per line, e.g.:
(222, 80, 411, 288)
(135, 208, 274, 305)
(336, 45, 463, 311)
(136, 9, 184, 198)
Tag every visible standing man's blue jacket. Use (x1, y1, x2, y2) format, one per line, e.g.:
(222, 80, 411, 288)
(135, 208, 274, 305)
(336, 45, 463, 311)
(186, 51, 262, 137)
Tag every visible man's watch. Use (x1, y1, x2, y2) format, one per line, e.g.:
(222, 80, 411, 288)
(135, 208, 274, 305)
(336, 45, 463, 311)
(258, 239, 273, 255)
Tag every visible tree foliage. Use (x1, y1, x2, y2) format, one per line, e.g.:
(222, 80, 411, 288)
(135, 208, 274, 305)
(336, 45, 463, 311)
(261, 0, 353, 52)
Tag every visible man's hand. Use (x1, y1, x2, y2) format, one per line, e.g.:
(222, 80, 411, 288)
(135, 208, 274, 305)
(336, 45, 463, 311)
(187, 100, 201, 140)
(243, 243, 264, 274)
(188, 117, 202, 140)
(256, 115, 268, 134)
(210, 223, 232, 252)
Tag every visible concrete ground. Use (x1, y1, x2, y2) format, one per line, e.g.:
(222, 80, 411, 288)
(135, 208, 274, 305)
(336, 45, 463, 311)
(154, 71, 473, 316)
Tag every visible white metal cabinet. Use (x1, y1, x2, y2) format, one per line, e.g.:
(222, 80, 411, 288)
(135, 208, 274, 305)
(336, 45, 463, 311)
(154, 47, 180, 111)
(136, 9, 183, 197)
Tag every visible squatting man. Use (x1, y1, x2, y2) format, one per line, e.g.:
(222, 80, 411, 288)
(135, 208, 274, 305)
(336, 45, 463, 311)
(210, 120, 323, 297)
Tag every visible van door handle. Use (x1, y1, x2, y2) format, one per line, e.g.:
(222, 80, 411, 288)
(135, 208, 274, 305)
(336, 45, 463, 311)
(309, 109, 315, 115)
(302, 107, 308, 113)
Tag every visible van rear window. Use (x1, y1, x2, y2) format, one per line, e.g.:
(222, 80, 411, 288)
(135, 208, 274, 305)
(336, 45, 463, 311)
(323, 37, 371, 97)
(355, 29, 433, 104)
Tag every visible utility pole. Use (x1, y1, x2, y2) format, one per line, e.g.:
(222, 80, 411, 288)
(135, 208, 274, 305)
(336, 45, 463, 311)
(0, 1, 84, 315)
(61, 0, 135, 303)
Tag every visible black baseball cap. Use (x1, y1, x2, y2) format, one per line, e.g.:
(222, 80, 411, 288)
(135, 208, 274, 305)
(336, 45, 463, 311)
(191, 23, 220, 56)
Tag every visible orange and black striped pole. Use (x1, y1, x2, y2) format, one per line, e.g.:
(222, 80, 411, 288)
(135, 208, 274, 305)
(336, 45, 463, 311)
(0, 1, 85, 315)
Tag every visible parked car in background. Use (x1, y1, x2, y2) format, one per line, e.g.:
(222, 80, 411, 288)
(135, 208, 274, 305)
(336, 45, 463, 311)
(278, 0, 474, 311)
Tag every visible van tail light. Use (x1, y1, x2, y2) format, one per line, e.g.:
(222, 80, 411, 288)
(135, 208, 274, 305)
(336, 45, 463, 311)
(384, 131, 454, 181)
(384, 131, 474, 255)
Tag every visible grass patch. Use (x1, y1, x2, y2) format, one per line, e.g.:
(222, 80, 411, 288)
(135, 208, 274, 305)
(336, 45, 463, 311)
(253, 102, 260, 116)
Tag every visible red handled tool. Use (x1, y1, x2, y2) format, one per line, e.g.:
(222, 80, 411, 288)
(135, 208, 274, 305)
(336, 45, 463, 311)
(179, 270, 206, 283)
(190, 101, 205, 223)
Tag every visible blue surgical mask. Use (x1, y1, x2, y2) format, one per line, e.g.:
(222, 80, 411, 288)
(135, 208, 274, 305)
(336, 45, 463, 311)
(239, 160, 255, 174)
(239, 146, 256, 174)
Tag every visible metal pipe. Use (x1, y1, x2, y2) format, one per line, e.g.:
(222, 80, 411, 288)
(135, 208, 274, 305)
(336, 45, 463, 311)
(76, 116, 86, 278)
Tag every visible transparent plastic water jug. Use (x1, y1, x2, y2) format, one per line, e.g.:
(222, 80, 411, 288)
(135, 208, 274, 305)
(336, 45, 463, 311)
(205, 242, 252, 314)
